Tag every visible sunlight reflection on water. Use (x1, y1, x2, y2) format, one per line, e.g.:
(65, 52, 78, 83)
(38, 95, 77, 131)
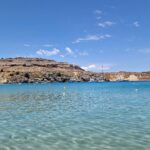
(0, 82, 150, 150)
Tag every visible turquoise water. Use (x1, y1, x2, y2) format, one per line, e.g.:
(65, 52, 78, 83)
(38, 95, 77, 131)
(0, 82, 150, 150)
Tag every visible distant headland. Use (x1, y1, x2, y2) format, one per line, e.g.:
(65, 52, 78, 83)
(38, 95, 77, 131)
(0, 57, 149, 84)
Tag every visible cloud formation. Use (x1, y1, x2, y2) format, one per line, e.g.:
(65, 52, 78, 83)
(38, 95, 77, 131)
(82, 64, 113, 71)
(94, 10, 102, 15)
(139, 48, 150, 53)
(133, 21, 140, 27)
(73, 34, 111, 43)
(43, 44, 53, 47)
(65, 47, 73, 54)
(98, 21, 115, 28)
(78, 52, 88, 56)
(60, 55, 65, 58)
(94, 9, 102, 20)
(24, 44, 31, 47)
(36, 48, 60, 56)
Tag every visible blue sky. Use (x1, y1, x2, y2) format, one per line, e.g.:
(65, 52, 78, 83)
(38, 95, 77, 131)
(0, 0, 150, 72)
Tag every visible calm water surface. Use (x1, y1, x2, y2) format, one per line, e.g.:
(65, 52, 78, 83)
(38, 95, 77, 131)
(0, 82, 150, 150)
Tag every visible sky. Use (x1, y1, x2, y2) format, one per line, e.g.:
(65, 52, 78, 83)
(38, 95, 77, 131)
(0, 0, 150, 72)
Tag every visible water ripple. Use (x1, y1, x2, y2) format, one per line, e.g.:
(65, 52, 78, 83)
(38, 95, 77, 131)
(0, 82, 150, 149)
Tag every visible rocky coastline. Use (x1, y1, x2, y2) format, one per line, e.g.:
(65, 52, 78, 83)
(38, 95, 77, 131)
(0, 57, 150, 84)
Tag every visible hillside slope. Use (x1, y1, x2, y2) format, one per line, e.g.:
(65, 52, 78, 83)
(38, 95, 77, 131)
(0, 58, 149, 83)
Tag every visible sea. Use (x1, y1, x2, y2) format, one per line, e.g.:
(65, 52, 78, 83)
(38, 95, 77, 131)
(0, 82, 150, 150)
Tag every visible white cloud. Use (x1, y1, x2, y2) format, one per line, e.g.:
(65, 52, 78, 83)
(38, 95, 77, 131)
(81, 67, 88, 70)
(88, 64, 96, 69)
(94, 10, 102, 15)
(78, 52, 88, 56)
(94, 10, 102, 20)
(73, 34, 111, 43)
(24, 44, 30, 47)
(96, 16, 102, 20)
(24, 44, 54, 47)
(133, 21, 140, 27)
(98, 65, 111, 70)
(81, 64, 113, 71)
(60, 55, 65, 58)
(99, 50, 104, 53)
(36, 48, 60, 56)
(98, 21, 115, 28)
(139, 48, 150, 53)
(43, 44, 53, 47)
(65, 47, 73, 54)
(82, 64, 96, 71)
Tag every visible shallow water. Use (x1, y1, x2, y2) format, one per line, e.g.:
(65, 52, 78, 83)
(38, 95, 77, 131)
(0, 82, 150, 150)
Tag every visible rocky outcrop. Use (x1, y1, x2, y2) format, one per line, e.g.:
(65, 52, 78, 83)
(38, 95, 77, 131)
(0, 58, 149, 83)
(102, 72, 150, 81)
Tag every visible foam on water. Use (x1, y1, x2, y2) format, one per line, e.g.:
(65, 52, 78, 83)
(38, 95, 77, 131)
(0, 82, 150, 150)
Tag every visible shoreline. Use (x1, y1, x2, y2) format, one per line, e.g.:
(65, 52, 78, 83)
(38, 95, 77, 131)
(0, 58, 150, 84)
(0, 80, 150, 85)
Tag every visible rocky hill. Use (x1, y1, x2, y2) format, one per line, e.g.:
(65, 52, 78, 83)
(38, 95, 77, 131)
(0, 57, 149, 83)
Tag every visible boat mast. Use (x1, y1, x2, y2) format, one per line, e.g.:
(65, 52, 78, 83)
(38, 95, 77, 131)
(101, 65, 104, 80)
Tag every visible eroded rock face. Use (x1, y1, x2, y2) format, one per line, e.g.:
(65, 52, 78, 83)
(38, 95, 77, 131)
(102, 72, 150, 81)
(0, 58, 149, 83)
(0, 57, 85, 83)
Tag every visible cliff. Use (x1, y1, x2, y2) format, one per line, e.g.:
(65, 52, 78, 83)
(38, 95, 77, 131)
(0, 58, 149, 83)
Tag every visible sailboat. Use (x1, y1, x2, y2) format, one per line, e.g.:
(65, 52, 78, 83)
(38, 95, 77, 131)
(98, 65, 105, 82)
